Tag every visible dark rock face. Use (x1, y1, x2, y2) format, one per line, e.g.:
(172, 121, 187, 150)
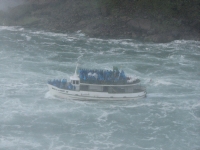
(0, 0, 199, 43)
(128, 19, 151, 31)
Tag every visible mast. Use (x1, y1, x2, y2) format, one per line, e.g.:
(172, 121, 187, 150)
(74, 64, 78, 76)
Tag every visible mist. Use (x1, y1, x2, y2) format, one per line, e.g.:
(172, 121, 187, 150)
(0, 0, 25, 11)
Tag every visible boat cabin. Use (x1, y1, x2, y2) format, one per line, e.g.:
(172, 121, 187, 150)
(70, 75, 80, 91)
(79, 83, 142, 93)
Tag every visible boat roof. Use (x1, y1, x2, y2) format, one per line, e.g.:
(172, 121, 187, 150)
(70, 75, 80, 81)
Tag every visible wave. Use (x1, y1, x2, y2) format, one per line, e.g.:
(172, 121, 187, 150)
(0, 26, 24, 31)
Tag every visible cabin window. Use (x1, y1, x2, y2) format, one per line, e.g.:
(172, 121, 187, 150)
(108, 86, 125, 93)
(103, 86, 108, 92)
(89, 85, 103, 92)
(76, 81, 79, 84)
(73, 80, 75, 84)
(80, 85, 89, 91)
(125, 87, 133, 93)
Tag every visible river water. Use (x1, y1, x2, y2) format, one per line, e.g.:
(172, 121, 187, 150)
(0, 26, 200, 150)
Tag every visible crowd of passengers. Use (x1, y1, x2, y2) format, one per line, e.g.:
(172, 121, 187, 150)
(48, 69, 129, 89)
(78, 68, 127, 83)
(48, 79, 75, 90)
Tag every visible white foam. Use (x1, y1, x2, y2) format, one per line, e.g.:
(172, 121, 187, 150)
(44, 91, 55, 99)
(0, 26, 24, 32)
(25, 35, 31, 41)
(97, 111, 109, 122)
(151, 79, 174, 86)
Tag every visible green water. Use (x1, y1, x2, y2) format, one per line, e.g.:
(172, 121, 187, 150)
(0, 26, 200, 150)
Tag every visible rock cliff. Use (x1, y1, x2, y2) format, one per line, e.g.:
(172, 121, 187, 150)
(0, 0, 199, 43)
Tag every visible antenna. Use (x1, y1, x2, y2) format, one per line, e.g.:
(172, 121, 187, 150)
(74, 54, 83, 76)
(74, 63, 78, 76)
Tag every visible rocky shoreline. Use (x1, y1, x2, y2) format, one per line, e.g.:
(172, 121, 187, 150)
(0, 0, 199, 43)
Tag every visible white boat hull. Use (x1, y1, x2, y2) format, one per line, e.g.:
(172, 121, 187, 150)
(48, 84, 146, 100)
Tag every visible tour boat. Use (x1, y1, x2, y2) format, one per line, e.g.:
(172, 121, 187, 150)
(47, 66, 146, 100)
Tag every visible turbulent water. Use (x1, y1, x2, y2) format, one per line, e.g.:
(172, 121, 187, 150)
(0, 26, 200, 150)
